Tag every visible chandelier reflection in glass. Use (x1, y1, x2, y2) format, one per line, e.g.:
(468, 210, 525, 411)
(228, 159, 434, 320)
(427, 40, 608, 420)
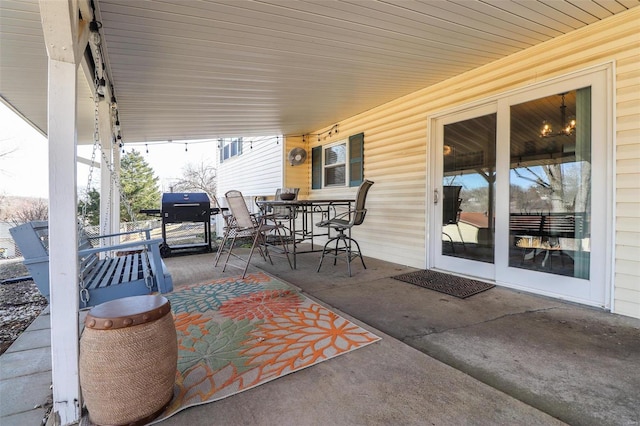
(540, 93, 576, 138)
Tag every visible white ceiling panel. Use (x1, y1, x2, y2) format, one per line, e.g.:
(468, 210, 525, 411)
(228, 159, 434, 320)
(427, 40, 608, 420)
(1, 0, 638, 144)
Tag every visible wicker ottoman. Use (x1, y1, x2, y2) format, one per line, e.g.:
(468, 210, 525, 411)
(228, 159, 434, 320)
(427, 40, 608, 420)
(80, 295, 177, 426)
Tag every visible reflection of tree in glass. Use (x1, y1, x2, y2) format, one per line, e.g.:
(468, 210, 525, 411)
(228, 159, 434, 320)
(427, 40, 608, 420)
(509, 87, 591, 216)
(511, 162, 589, 214)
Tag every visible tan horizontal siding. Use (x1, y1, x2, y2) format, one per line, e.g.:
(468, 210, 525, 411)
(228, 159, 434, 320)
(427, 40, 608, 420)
(616, 217, 640, 232)
(615, 259, 640, 276)
(283, 136, 310, 199)
(617, 129, 640, 146)
(616, 146, 640, 164)
(617, 273, 640, 292)
(615, 230, 640, 246)
(617, 203, 640, 218)
(616, 245, 640, 262)
(614, 299, 640, 319)
(616, 113, 640, 133)
(616, 159, 640, 174)
(617, 174, 640, 188)
(617, 188, 640, 203)
(614, 9, 640, 319)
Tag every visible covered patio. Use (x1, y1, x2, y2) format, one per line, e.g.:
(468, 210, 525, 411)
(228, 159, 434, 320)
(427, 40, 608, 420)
(3, 251, 639, 425)
(1, 1, 639, 425)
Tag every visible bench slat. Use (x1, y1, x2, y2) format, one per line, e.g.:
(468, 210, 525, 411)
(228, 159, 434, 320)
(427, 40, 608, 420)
(510, 213, 585, 239)
(86, 259, 112, 289)
(113, 256, 127, 284)
(123, 254, 134, 282)
(132, 252, 140, 280)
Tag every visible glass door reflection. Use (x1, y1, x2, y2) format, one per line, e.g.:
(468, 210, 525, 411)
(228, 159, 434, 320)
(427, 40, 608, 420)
(509, 88, 591, 278)
(442, 113, 496, 264)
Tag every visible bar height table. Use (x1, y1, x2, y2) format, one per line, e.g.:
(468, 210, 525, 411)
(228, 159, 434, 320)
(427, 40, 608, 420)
(256, 198, 354, 268)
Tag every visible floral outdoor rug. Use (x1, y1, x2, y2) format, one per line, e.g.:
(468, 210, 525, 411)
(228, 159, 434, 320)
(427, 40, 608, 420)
(153, 272, 381, 423)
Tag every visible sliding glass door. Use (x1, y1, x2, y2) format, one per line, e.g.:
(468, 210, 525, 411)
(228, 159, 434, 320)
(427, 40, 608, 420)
(431, 67, 610, 307)
(432, 104, 497, 280)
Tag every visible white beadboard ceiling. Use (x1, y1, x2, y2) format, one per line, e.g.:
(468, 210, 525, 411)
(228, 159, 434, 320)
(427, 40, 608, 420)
(1, 0, 638, 145)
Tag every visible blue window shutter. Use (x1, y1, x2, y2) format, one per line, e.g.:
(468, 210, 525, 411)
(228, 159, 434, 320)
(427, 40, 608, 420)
(349, 133, 364, 187)
(312, 146, 322, 189)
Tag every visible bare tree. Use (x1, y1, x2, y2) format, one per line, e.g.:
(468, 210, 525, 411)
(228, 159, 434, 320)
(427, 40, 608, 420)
(172, 161, 217, 201)
(10, 198, 49, 225)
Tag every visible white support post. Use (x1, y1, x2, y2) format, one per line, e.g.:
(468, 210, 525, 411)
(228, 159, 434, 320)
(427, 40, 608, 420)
(47, 57, 81, 425)
(98, 100, 114, 243)
(39, 0, 87, 423)
(112, 145, 121, 234)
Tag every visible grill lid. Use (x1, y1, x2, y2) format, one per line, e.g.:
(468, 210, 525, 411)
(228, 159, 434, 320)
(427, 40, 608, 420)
(161, 192, 210, 206)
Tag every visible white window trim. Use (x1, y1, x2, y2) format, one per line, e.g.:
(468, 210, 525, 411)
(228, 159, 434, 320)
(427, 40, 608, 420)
(322, 138, 349, 188)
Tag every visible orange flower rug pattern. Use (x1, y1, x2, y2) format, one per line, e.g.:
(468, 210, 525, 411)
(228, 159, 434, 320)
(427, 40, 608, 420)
(153, 272, 380, 423)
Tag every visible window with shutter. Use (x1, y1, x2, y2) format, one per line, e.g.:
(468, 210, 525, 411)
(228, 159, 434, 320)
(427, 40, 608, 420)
(312, 146, 322, 189)
(349, 133, 364, 187)
(311, 133, 364, 189)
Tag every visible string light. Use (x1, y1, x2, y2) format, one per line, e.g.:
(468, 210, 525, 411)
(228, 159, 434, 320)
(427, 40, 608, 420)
(110, 86, 117, 110)
(89, 19, 102, 46)
(124, 136, 282, 151)
(145, 143, 149, 154)
(185, 143, 188, 152)
(96, 77, 106, 96)
(303, 125, 342, 142)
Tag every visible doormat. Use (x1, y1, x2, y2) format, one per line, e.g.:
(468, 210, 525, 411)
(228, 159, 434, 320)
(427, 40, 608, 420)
(392, 270, 495, 299)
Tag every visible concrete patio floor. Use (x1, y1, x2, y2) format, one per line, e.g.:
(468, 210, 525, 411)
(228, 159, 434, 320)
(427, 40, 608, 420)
(2, 247, 639, 425)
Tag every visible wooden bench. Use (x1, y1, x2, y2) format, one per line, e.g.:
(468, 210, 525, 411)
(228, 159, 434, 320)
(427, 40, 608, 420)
(510, 213, 587, 269)
(510, 213, 586, 240)
(10, 221, 173, 308)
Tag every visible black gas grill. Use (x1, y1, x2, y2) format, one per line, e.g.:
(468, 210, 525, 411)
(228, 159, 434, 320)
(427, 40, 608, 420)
(141, 193, 216, 257)
(162, 192, 211, 223)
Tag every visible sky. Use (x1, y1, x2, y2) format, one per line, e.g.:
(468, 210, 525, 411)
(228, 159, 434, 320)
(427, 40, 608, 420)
(0, 102, 218, 199)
